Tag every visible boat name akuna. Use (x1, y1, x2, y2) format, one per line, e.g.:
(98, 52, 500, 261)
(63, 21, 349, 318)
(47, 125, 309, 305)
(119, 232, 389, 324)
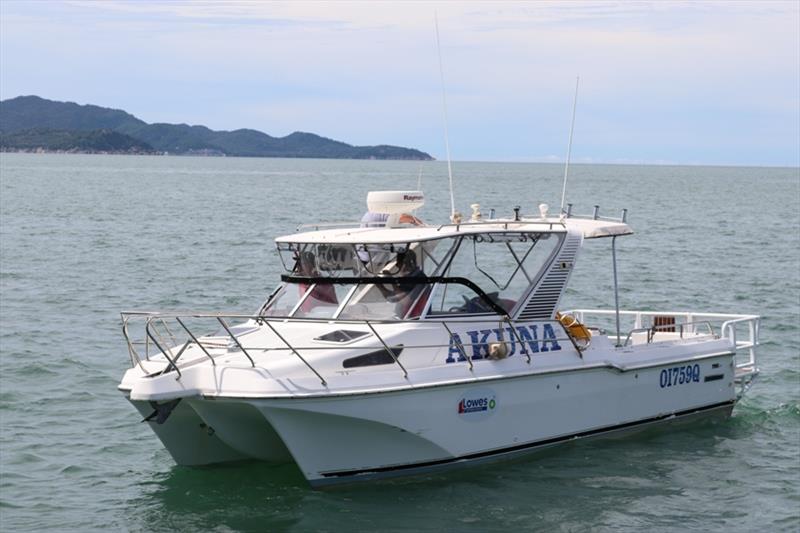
(446, 324, 562, 363)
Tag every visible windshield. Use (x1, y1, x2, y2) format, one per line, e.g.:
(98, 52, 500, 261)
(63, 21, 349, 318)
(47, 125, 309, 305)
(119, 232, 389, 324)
(263, 246, 432, 320)
(427, 232, 561, 316)
(263, 232, 561, 319)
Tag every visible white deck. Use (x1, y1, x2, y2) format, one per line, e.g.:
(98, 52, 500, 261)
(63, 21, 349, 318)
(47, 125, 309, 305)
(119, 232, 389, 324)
(118, 307, 759, 484)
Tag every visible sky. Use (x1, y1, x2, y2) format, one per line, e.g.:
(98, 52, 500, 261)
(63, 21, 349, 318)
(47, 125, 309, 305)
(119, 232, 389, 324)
(1, 1, 798, 166)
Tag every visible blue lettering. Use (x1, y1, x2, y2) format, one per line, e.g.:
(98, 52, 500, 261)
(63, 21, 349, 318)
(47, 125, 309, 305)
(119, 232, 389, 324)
(541, 324, 562, 352)
(447, 323, 562, 363)
(446, 333, 466, 363)
(505, 327, 518, 356)
(515, 326, 540, 354)
(467, 330, 493, 360)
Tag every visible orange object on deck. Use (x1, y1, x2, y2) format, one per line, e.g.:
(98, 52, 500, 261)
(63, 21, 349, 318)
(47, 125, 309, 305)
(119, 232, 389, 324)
(556, 312, 592, 347)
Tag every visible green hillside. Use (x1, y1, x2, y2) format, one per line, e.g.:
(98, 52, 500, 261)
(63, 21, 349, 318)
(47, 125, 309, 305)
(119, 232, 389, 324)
(0, 96, 433, 160)
(0, 128, 154, 153)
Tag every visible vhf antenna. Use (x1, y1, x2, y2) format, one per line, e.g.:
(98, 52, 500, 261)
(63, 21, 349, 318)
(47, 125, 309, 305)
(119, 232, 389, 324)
(435, 12, 456, 221)
(560, 76, 580, 214)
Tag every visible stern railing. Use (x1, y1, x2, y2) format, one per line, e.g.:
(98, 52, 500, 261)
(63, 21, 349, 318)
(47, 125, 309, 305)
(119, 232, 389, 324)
(569, 308, 760, 395)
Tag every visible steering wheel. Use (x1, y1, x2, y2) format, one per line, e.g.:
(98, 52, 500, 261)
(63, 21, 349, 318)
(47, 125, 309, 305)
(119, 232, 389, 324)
(447, 292, 500, 314)
(464, 294, 494, 313)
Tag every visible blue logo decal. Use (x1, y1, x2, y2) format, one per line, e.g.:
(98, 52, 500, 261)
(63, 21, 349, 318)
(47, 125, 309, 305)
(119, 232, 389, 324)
(457, 388, 497, 420)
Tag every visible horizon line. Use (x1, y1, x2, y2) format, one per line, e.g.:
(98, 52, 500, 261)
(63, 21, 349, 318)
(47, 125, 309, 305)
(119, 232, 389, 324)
(1, 151, 797, 170)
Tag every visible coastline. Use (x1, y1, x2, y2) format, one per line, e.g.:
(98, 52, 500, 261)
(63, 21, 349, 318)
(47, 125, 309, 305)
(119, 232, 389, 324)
(0, 148, 434, 160)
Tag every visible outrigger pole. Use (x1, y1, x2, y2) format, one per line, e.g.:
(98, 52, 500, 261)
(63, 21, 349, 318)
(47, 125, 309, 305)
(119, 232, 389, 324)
(434, 12, 456, 220)
(560, 76, 580, 214)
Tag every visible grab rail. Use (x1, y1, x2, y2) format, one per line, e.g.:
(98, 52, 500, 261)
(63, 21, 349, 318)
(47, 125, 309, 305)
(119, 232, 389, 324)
(259, 318, 328, 386)
(120, 311, 577, 383)
(622, 320, 715, 346)
(365, 320, 408, 379)
(295, 221, 370, 232)
(568, 309, 761, 390)
(721, 315, 760, 395)
(175, 317, 215, 366)
(145, 319, 182, 380)
(216, 317, 255, 367)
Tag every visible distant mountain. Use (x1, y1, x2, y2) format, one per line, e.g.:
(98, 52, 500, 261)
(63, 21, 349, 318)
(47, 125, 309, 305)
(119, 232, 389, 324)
(0, 96, 433, 160)
(0, 128, 154, 154)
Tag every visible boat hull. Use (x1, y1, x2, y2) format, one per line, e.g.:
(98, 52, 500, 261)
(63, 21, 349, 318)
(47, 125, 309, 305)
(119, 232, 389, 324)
(142, 353, 738, 486)
(127, 397, 250, 465)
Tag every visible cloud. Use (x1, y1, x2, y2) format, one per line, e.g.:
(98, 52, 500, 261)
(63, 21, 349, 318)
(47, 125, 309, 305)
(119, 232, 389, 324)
(2, 0, 798, 165)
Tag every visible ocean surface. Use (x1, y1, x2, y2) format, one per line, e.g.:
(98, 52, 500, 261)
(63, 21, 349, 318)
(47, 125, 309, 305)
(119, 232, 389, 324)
(0, 153, 798, 532)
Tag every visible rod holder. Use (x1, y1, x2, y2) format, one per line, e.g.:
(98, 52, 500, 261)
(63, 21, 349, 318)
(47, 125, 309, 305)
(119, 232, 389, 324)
(566, 203, 573, 217)
(513, 206, 521, 221)
(592, 205, 600, 220)
(621, 208, 628, 223)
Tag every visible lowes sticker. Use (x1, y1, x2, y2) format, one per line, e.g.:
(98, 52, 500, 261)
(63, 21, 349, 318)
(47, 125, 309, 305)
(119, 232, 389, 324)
(446, 324, 562, 364)
(457, 388, 497, 421)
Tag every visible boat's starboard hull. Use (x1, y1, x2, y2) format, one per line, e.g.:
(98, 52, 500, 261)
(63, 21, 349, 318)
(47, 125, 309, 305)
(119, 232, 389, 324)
(125, 352, 738, 486)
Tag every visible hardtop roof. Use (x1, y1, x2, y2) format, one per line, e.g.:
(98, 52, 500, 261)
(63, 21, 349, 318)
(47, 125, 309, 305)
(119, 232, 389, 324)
(275, 217, 633, 245)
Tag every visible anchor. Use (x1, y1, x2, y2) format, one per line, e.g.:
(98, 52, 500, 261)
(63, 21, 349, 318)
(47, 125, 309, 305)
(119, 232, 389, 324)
(141, 398, 181, 425)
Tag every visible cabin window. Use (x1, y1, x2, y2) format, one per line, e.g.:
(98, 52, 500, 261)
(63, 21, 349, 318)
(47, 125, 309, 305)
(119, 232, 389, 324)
(259, 282, 353, 318)
(259, 284, 303, 317)
(342, 346, 403, 368)
(292, 283, 353, 319)
(337, 280, 432, 320)
(277, 242, 363, 275)
(428, 232, 561, 315)
(271, 231, 562, 320)
(338, 246, 432, 320)
(357, 244, 410, 275)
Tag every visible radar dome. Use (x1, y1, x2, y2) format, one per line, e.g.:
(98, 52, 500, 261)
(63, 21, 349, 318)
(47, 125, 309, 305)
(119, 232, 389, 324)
(366, 191, 425, 214)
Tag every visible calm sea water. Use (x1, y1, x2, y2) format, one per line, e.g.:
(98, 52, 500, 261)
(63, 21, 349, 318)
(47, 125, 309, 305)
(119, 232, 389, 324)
(0, 153, 798, 532)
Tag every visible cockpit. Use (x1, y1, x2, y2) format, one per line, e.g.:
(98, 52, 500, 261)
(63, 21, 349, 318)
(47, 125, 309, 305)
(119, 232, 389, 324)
(259, 231, 563, 321)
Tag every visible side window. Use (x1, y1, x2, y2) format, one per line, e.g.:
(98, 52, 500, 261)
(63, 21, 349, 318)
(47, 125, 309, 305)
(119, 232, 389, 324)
(428, 233, 561, 315)
(293, 283, 352, 318)
(260, 285, 302, 317)
(343, 346, 403, 368)
(428, 284, 500, 315)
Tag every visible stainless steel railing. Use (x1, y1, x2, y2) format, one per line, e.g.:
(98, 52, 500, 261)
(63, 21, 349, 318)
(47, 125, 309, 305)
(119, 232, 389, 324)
(622, 320, 715, 346)
(120, 311, 578, 384)
(568, 308, 761, 391)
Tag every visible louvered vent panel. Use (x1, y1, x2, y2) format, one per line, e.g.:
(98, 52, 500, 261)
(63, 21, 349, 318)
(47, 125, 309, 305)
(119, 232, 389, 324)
(517, 233, 582, 320)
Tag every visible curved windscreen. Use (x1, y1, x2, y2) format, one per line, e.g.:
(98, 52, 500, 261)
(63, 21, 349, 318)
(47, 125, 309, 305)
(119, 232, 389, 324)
(263, 232, 561, 319)
(427, 232, 560, 315)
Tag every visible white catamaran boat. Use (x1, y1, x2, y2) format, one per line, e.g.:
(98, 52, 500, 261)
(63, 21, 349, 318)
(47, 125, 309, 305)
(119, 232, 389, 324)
(119, 191, 760, 487)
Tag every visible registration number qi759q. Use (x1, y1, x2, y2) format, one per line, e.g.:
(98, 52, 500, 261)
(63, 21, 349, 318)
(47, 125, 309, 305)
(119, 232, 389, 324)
(659, 364, 701, 388)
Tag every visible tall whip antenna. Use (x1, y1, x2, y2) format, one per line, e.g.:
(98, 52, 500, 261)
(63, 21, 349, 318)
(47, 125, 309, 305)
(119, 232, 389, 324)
(560, 76, 580, 214)
(434, 12, 456, 219)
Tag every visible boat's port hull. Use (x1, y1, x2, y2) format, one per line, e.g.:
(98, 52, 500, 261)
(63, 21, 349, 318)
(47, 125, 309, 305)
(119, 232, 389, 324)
(127, 397, 251, 465)
(126, 353, 737, 485)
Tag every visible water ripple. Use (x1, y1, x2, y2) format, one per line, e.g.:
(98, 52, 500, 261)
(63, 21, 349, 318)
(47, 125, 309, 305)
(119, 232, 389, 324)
(1, 155, 798, 532)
